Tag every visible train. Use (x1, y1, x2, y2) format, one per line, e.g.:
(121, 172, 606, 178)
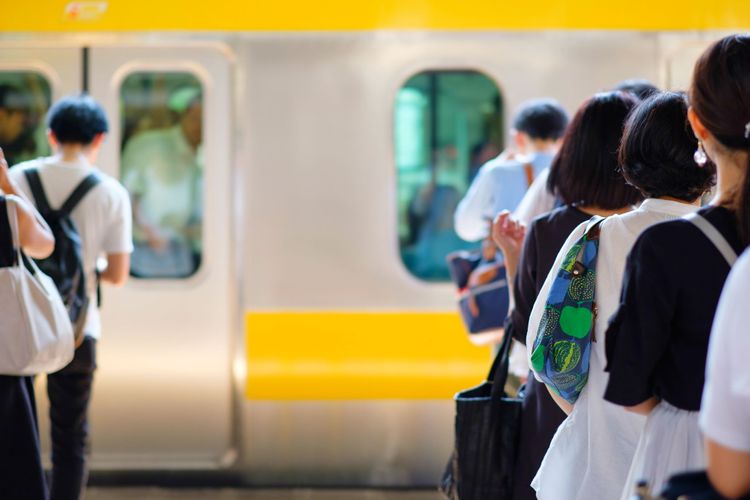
(1, 0, 749, 487)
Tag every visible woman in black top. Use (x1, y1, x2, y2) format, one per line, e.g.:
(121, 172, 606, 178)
(492, 91, 642, 500)
(604, 34, 750, 498)
(0, 147, 55, 500)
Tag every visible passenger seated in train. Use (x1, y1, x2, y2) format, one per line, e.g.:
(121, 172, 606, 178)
(121, 85, 202, 278)
(453, 98, 568, 242)
(493, 90, 642, 500)
(605, 34, 750, 498)
(9, 94, 132, 500)
(0, 84, 30, 166)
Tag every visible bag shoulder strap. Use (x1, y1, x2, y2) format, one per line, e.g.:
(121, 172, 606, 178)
(684, 212, 738, 267)
(23, 168, 52, 214)
(59, 173, 101, 217)
(584, 215, 606, 241)
(523, 163, 534, 188)
(487, 327, 514, 398)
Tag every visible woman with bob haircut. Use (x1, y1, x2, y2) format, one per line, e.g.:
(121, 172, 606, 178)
(492, 90, 641, 500)
(522, 91, 714, 500)
(605, 34, 750, 498)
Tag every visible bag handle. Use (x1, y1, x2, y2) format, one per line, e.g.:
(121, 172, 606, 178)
(487, 327, 514, 399)
(523, 163, 535, 188)
(684, 213, 738, 267)
(6, 196, 22, 267)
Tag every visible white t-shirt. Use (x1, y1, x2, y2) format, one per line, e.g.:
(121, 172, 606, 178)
(700, 248, 750, 452)
(513, 167, 556, 225)
(10, 156, 133, 339)
(526, 198, 698, 500)
(454, 152, 555, 242)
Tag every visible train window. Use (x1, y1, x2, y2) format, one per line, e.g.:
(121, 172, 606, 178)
(120, 72, 203, 279)
(0, 72, 51, 166)
(395, 70, 502, 281)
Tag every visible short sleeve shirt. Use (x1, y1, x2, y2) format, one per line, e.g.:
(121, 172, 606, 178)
(604, 206, 746, 411)
(700, 249, 750, 452)
(9, 156, 133, 339)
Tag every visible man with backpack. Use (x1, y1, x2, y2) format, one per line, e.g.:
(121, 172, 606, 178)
(10, 94, 132, 500)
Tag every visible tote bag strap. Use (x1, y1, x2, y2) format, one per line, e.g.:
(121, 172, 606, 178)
(684, 213, 738, 267)
(5, 196, 22, 266)
(488, 327, 514, 399)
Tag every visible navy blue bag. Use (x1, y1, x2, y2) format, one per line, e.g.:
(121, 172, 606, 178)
(447, 238, 509, 334)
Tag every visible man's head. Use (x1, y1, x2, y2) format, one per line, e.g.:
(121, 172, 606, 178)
(613, 79, 659, 101)
(47, 94, 108, 158)
(0, 84, 28, 144)
(511, 98, 569, 155)
(169, 87, 202, 149)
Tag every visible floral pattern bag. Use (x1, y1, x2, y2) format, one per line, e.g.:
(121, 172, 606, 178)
(530, 216, 604, 404)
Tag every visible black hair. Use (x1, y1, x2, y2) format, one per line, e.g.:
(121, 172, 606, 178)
(614, 79, 660, 101)
(512, 99, 569, 140)
(547, 91, 643, 209)
(690, 34, 750, 244)
(619, 91, 715, 201)
(47, 94, 108, 145)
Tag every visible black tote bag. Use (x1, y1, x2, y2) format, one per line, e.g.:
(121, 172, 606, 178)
(440, 329, 523, 499)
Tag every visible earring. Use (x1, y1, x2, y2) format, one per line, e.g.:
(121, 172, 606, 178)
(694, 141, 707, 166)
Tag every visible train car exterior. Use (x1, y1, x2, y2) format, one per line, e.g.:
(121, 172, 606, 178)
(1, 0, 749, 487)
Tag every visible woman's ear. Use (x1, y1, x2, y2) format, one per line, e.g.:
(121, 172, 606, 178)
(687, 107, 710, 141)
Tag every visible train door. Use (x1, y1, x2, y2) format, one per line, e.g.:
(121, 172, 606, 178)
(0, 47, 81, 163)
(85, 43, 235, 468)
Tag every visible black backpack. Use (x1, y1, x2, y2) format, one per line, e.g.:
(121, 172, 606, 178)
(24, 168, 100, 343)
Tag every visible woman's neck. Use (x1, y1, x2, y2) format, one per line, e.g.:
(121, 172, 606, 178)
(576, 205, 632, 217)
(712, 151, 748, 206)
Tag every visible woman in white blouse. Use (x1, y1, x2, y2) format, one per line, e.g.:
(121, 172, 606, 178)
(526, 92, 715, 500)
(701, 249, 750, 499)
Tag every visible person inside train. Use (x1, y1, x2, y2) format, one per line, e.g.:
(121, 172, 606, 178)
(0, 147, 55, 500)
(10, 94, 133, 500)
(701, 247, 750, 499)
(492, 90, 643, 500)
(0, 84, 29, 166)
(604, 34, 750, 498)
(121, 86, 202, 278)
(453, 98, 568, 242)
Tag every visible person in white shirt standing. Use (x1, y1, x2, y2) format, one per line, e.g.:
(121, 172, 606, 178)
(10, 95, 132, 500)
(454, 98, 568, 242)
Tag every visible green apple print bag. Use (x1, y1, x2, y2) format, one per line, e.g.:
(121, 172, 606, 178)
(530, 216, 604, 405)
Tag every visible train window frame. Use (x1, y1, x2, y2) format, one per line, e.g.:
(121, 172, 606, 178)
(392, 67, 504, 284)
(0, 66, 57, 166)
(112, 63, 210, 284)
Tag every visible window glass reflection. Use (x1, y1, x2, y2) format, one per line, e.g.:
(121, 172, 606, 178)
(0, 73, 51, 166)
(395, 71, 502, 281)
(120, 72, 203, 279)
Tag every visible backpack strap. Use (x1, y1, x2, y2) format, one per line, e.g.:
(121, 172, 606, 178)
(58, 174, 101, 217)
(684, 213, 738, 267)
(584, 216, 606, 241)
(23, 168, 52, 214)
(523, 163, 535, 188)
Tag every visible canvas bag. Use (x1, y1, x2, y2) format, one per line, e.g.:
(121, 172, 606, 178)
(530, 216, 604, 404)
(0, 196, 74, 375)
(447, 163, 535, 334)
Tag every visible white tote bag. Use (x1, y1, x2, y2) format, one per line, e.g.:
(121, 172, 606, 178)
(0, 196, 74, 375)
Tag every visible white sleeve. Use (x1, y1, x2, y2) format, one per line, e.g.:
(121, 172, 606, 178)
(514, 168, 555, 225)
(700, 251, 750, 452)
(454, 166, 496, 242)
(101, 181, 134, 254)
(526, 221, 587, 381)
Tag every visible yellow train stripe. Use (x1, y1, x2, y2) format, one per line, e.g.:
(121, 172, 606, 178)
(2, 0, 750, 32)
(245, 312, 492, 400)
